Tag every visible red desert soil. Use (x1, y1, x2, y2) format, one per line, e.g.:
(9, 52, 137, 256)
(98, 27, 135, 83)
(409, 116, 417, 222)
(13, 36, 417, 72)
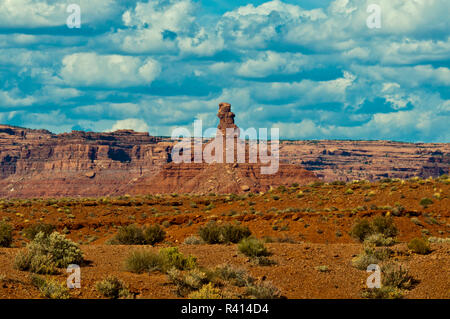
(0, 178, 449, 299)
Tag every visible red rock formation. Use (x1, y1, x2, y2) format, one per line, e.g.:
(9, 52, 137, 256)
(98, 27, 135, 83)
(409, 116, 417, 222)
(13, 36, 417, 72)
(279, 140, 449, 182)
(128, 103, 317, 195)
(217, 102, 239, 137)
(0, 104, 448, 198)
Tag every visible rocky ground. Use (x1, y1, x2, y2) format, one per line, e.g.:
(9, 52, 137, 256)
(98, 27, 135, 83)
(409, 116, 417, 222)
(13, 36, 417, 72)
(0, 177, 449, 299)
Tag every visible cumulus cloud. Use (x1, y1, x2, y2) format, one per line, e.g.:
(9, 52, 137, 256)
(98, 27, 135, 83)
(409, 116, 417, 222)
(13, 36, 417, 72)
(252, 71, 356, 104)
(0, 0, 122, 28)
(0, 89, 35, 107)
(0, 0, 448, 142)
(236, 51, 309, 78)
(60, 52, 161, 87)
(110, 118, 149, 132)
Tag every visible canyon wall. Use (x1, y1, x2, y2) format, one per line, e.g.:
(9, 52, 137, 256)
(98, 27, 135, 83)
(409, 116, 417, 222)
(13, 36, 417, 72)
(0, 122, 448, 198)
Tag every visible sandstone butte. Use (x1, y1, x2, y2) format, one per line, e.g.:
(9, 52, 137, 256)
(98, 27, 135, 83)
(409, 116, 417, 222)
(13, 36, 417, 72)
(0, 103, 448, 198)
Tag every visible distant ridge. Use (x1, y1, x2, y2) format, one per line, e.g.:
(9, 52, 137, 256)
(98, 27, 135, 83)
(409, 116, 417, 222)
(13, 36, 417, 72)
(0, 112, 448, 198)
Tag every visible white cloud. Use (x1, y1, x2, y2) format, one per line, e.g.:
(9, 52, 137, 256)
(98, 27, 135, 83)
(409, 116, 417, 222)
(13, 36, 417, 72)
(123, 0, 195, 32)
(60, 52, 161, 87)
(236, 51, 309, 78)
(110, 118, 149, 132)
(0, 0, 121, 28)
(253, 71, 356, 104)
(0, 89, 35, 107)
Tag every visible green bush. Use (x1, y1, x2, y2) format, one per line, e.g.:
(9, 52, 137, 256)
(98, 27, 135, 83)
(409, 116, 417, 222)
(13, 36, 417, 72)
(0, 221, 13, 247)
(31, 275, 70, 299)
(350, 217, 398, 243)
(159, 247, 197, 271)
(352, 245, 392, 270)
(238, 238, 270, 258)
(96, 276, 130, 299)
(345, 189, 354, 195)
(188, 282, 222, 299)
(364, 233, 396, 247)
(143, 225, 166, 245)
(419, 198, 433, 208)
(381, 263, 413, 290)
(125, 250, 162, 274)
(168, 268, 212, 297)
(408, 238, 431, 254)
(184, 235, 205, 245)
(246, 281, 281, 299)
(213, 264, 249, 287)
(23, 223, 55, 240)
(112, 224, 165, 245)
(113, 224, 144, 244)
(199, 222, 251, 244)
(125, 247, 196, 274)
(371, 216, 398, 238)
(349, 219, 373, 242)
(361, 286, 403, 299)
(14, 232, 83, 274)
(220, 224, 251, 244)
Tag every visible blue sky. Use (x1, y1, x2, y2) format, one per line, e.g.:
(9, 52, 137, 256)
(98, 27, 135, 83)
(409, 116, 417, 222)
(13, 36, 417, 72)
(0, 0, 448, 142)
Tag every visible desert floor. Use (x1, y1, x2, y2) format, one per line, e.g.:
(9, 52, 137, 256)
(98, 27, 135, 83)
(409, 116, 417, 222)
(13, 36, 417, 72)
(0, 178, 449, 299)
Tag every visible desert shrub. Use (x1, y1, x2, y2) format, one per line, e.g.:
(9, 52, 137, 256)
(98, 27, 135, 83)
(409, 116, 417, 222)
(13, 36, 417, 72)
(112, 224, 144, 244)
(96, 276, 130, 299)
(361, 286, 403, 299)
(188, 282, 222, 299)
(143, 225, 165, 245)
(407, 238, 431, 254)
(159, 247, 197, 271)
(428, 237, 450, 244)
(183, 235, 205, 245)
(111, 224, 165, 245)
(125, 247, 196, 274)
(381, 263, 413, 290)
(14, 232, 83, 274)
(23, 223, 55, 240)
(349, 220, 373, 242)
(350, 217, 398, 243)
(168, 267, 211, 296)
(213, 264, 249, 287)
(411, 217, 422, 226)
(182, 268, 209, 290)
(315, 265, 330, 272)
(419, 198, 433, 208)
(364, 233, 396, 247)
(31, 275, 70, 299)
(252, 256, 277, 266)
(246, 281, 281, 299)
(238, 237, 270, 258)
(198, 222, 222, 244)
(220, 224, 251, 243)
(352, 245, 392, 270)
(0, 221, 13, 247)
(125, 250, 162, 274)
(198, 222, 251, 244)
(371, 216, 398, 238)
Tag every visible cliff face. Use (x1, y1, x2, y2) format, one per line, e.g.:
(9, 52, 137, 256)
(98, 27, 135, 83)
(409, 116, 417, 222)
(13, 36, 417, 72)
(0, 124, 170, 197)
(279, 140, 449, 182)
(0, 118, 448, 198)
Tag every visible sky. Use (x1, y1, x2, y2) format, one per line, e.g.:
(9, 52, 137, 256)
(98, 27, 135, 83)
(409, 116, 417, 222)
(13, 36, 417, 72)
(0, 0, 449, 142)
